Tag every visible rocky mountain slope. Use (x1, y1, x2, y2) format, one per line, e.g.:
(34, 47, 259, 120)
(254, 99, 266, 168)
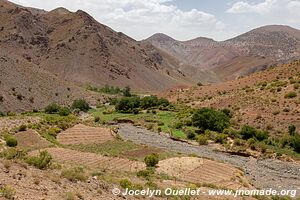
(164, 60, 300, 133)
(146, 25, 300, 80)
(0, 0, 213, 95)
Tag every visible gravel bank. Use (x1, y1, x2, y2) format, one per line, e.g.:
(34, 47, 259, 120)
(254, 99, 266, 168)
(118, 124, 300, 193)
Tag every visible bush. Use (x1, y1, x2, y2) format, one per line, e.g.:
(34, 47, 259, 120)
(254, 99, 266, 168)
(144, 153, 159, 167)
(4, 135, 18, 147)
(137, 168, 155, 180)
(122, 86, 132, 97)
(71, 99, 90, 112)
(157, 98, 169, 107)
(197, 135, 208, 145)
(45, 103, 61, 114)
(0, 148, 23, 160)
(115, 96, 140, 113)
(240, 125, 257, 140)
(0, 185, 16, 200)
(120, 179, 133, 189)
(186, 131, 196, 140)
(288, 124, 296, 136)
(221, 108, 233, 118)
(284, 92, 297, 99)
(290, 134, 300, 153)
(94, 116, 100, 122)
(255, 131, 269, 141)
(58, 107, 71, 116)
(192, 108, 230, 132)
(25, 151, 52, 169)
(214, 133, 227, 144)
(61, 167, 87, 182)
(18, 124, 27, 132)
(141, 96, 158, 109)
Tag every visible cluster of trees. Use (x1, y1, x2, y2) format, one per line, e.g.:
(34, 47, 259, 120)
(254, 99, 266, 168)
(191, 107, 300, 153)
(115, 95, 170, 113)
(45, 99, 90, 116)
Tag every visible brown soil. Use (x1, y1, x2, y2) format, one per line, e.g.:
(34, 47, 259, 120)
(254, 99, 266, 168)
(157, 157, 250, 190)
(30, 147, 145, 172)
(14, 129, 51, 150)
(57, 124, 114, 145)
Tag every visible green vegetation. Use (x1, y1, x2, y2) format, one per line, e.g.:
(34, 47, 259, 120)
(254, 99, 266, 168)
(115, 95, 170, 113)
(192, 108, 230, 132)
(61, 167, 87, 182)
(0, 185, 16, 200)
(144, 153, 159, 167)
(25, 151, 52, 169)
(284, 92, 297, 98)
(4, 135, 18, 147)
(71, 99, 90, 112)
(68, 140, 138, 156)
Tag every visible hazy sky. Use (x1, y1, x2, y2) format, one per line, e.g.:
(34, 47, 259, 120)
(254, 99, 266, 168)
(10, 0, 300, 41)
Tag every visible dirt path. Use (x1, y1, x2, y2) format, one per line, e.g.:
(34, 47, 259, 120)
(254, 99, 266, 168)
(118, 124, 300, 193)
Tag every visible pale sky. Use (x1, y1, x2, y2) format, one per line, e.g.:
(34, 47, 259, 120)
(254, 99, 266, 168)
(10, 0, 300, 41)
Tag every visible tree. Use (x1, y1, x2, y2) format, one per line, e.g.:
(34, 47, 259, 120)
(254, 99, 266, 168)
(141, 96, 158, 109)
(288, 124, 296, 136)
(144, 153, 159, 167)
(240, 125, 257, 140)
(71, 99, 89, 112)
(115, 97, 140, 113)
(192, 108, 230, 132)
(122, 86, 131, 97)
(45, 103, 61, 114)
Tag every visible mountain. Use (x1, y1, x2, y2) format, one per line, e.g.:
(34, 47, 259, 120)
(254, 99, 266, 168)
(145, 25, 300, 80)
(0, 0, 219, 111)
(0, 0, 212, 96)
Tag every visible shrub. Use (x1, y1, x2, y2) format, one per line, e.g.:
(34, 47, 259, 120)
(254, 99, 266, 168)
(45, 103, 61, 114)
(0, 185, 16, 200)
(122, 86, 132, 97)
(192, 108, 230, 132)
(290, 134, 300, 153)
(115, 97, 140, 113)
(25, 151, 52, 169)
(47, 127, 62, 137)
(284, 92, 297, 99)
(71, 99, 90, 112)
(18, 124, 27, 131)
(140, 96, 158, 109)
(214, 133, 227, 144)
(221, 108, 233, 118)
(119, 179, 133, 189)
(197, 135, 208, 145)
(0, 148, 26, 160)
(61, 167, 87, 182)
(144, 153, 159, 167)
(255, 131, 269, 141)
(4, 135, 18, 147)
(288, 124, 296, 136)
(58, 107, 71, 116)
(157, 98, 169, 107)
(94, 116, 100, 122)
(186, 131, 196, 140)
(240, 125, 257, 140)
(137, 168, 155, 180)
(0, 111, 5, 117)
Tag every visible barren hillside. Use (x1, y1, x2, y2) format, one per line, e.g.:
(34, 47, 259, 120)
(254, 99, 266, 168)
(0, 0, 213, 94)
(146, 25, 300, 81)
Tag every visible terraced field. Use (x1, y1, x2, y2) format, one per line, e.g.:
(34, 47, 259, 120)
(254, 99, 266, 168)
(32, 148, 145, 172)
(15, 130, 51, 150)
(158, 157, 248, 189)
(57, 124, 114, 145)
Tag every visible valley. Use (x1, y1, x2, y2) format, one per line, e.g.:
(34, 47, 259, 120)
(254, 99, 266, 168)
(0, 0, 300, 199)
